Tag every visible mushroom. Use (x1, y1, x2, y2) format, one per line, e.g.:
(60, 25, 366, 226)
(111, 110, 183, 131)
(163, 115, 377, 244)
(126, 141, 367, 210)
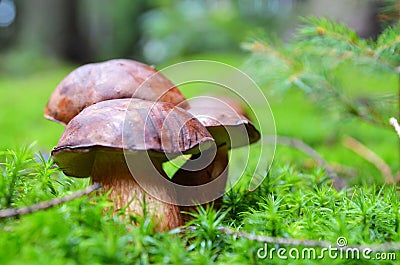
(172, 96, 260, 220)
(51, 98, 214, 231)
(45, 59, 188, 125)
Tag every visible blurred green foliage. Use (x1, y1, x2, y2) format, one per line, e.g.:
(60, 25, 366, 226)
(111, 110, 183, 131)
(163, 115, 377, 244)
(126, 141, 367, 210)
(380, 0, 400, 27)
(79, 0, 148, 61)
(1, 0, 297, 67)
(0, 50, 396, 184)
(0, 66, 68, 150)
(243, 16, 400, 181)
(140, 0, 296, 63)
(0, 1, 399, 262)
(0, 148, 399, 264)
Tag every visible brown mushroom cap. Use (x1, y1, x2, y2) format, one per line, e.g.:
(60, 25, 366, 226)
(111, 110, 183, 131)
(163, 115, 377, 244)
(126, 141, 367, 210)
(52, 98, 214, 177)
(185, 96, 260, 148)
(45, 59, 188, 125)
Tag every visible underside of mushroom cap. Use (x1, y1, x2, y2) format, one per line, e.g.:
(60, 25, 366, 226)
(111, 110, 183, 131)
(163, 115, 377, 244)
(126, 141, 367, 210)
(51, 98, 214, 177)
(45, 59, 188, 125)
(186, 96, 260, 148)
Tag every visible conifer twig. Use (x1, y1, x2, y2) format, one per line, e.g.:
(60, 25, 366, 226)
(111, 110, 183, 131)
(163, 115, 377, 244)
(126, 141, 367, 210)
(219, 226, 331, 248)
(343, 137, 395, 184)
(219, 226, 400, 252)
(0, 183, 101, 219)
(266, 136, 346, 189)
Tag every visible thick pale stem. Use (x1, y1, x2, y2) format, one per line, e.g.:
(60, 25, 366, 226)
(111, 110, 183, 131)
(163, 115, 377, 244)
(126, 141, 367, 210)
(172, 146, 229, 221)
(91, 151, 182, 231)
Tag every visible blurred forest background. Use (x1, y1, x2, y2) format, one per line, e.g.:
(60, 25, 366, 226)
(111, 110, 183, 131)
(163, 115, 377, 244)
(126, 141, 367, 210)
(2, 2, 400, 263)
(0, 0, 382, 69)
(0, 0, 398, 184)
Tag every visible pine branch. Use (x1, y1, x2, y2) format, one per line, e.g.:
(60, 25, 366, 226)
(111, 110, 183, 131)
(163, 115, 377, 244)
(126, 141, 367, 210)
(297, 17, 365, 52)
(297, 17, 399, 69)
(219, 226, 331, 248)
(379, 1, 400, 26)
(242, 41, 294, 67)
(375, 24, 400, 65)
(219, 226, 400, 252)
(244, 17, 398, 133)
(343, 137, 395, 184)
(265, 136, 346, 190)
(283, 64, 392, 126)
(0, 183, 101, 219)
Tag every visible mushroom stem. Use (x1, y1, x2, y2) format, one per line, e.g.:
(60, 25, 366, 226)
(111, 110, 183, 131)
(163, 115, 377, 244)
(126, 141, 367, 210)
(91, 151, 182, 231)
(172, 145, 229, 222)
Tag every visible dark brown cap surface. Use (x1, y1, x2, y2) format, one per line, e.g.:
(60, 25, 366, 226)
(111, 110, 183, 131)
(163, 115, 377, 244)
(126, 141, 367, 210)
(186, 96, 260, 148)
(52, 98, 214, 177)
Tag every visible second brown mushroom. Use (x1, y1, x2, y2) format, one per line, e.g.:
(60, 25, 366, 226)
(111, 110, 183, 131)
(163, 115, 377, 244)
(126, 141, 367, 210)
(173, 96, 260, 220)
